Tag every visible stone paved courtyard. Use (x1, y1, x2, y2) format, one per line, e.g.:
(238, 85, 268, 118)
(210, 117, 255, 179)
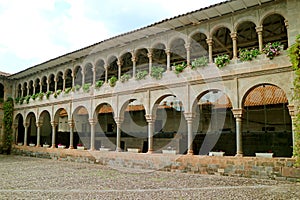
(0, 155, 300, 200)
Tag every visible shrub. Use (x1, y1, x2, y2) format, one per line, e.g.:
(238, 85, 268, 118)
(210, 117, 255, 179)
(263, 41, 282, 59)
(38, 92, 44, 100)
(191, 56, 208, 69)
(64, 87, 72, 94)
(150, 66, 165, 80)
(74, 84, 81, 91)
(46, 91, 52, 99)
(109, 76, 118, 87)
(120, 73, 131, 83)
(25, 95, 31, 104)
(95, 80, 104, 88)
(239, 48, 261, 62)
(135, 70, 148, 80)
(174, 62, 187, 75)
(215, 54, 230, 68)
(83, 83, 91, 92)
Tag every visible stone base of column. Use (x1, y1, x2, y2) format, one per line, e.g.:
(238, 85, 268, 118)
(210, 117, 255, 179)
(235, 153, 243, 157)
(36, 145, 41, 147)
(147, 149, 154, 154)
(187, 150, 194, 155)
(51, 145, 56, 148)
(89, 148, 95, 151)
(69, 146, 74, 149)
(115, 147, 122, 152)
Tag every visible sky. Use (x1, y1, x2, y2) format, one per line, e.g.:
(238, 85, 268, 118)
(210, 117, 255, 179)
(0, 0, 224, 74)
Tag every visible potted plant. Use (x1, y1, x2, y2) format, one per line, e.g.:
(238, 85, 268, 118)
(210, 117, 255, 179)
(109, 76, 118, 87)
(45, 91, 52, 99)
(95, 80, 104, 88)
(38, 92, 44, 100)
(29, 142, 35, 147)
(83, 83, 91, 92)
(262, 41, 282, 59)
(215, 54, 230, 68)
(150, 66, 165, 80)
(25, 95, 31, 104)
(74, 84, 81, 91)
(239, 48, 261, 62)
(191, 56, 208, 69)
(58, 143, 66, 149)
(173, 62, 187, 75)
(135, 70, 148, 80)
(77, 143, 85, 150)
(64, 87, 72, 94)
(120, 73, 131, 83)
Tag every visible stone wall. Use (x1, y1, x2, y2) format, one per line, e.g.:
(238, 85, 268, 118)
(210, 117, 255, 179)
(12, 145, 300, 182)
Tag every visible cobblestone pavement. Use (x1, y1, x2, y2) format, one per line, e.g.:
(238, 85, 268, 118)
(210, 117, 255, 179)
(0, 155, 299, 200)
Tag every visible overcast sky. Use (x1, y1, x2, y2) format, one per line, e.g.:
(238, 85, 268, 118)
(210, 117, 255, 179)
(0, 0, 224, 74)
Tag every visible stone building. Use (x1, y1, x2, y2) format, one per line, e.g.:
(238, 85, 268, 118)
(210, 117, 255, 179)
(0, 0, 299, 157)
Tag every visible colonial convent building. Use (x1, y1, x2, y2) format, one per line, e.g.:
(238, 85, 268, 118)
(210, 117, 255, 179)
(0, 0, 299, 157)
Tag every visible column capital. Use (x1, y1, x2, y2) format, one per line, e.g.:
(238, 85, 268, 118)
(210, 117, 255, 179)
(230, 32, 238, 39)
(117, 59, 123, 67)
(68, 119, 74, 127)
(36, 121, 43, 127)
(88, 118, 97, 125)
(165, 48, 171, 55)
(131, 56, 137, 63)
(50, 121, 58, 127)
(232, 108, 244, 118)
(114, 117, 124, 124)
(206, 38, 213, 45)
(284, 19, 289, 29)
(23, 122, 29, 128)
(255, 26, 263, 33)
(145, 114, 156, 123)
(184, 112, 195, 121)
(185, 43, 191, 50)
(147, 52, 153, 58)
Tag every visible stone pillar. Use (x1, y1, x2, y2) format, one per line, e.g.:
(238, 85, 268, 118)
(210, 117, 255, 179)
(232, 109, 244, 156)
(132, 56, 137, 78)
(288, 105, 297, 149)
(51, 121, 58, 148)
(33, 83, 36, 95)
(54, 79, 57, 92)
(206, 38, 213, 63)
(36, 121, 42, 147)
(89, 118, 96, 151)
(114, 117, 124, 152)
(68, 120, 74, 149)
(23, 122, 29, 146)
(92, 66, 96, 86)
(231, 32, 238, 59)
(148, 49, 153, 74)
(63, 76, 66, 91)
(284, 20, 290, 47)
(46, 79, 50, 92)
(185, 43, 191, 67)
(184, 112, 195, 155)
(81, 69, 85, 86)
(145, 114, 155, 153)
(13, 123, 18, 145)
(72, 72, 75, 87)
(21, 87, 24, 97)
(104, 65, 108, 83)
(256, 26, 263, 52)
(165, 49, 171, 71)
(117, 59, 122, 80)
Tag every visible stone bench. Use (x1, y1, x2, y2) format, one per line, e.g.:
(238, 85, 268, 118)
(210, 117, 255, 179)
(255, 153, 273, 158)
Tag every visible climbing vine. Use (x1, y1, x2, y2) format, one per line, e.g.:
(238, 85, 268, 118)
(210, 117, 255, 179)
(2, 97, 14, 153)
(288, 34, 300, 166)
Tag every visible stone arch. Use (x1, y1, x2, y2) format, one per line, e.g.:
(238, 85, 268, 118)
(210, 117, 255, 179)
(190, 32, 208, 59)
(64, 68, 73, 89)
(0, 83, 4, 100)
(236, 21, 258, 50)
(56, 71, 64, 91)
(241, 83, 292, 157)
(120, 52, 133, 77)
(41, 76, 47, 93)
(25, 112, 37, 145)
(23, 82, 27, 97)
(192, 89, 234, 155)
(95, 59, 105, 82)
(260, 11, 288, 27)
(135, 48, 149, 73)
(152, 42, 167, 69)
(38, 110, 52, 146)
(28, 80, 34, 96)
(15, 113, 24, 145)
(73, 106, 90, 148)
(210, 23, 233, 38)
(234, 17, 258, 32)
(107, 55, 118, 80)
(54, 108, 70, 147)
(17, 84, 22, 98)
(34, 78, 40, 94)
(169, 37, 186, 66)
(84, 62, 93, 84)
(48, 74, 55, 92)
(211, 26, 233, 58)
(261, 13, 288, 49)
(74, 65, 83, 86)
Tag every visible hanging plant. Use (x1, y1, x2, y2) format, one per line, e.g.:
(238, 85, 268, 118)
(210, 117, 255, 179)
(215, 54, 230, 68)
(25, 95, 31, 104)
(19, 97, 25, 105)
(150, 66, 165, 80)
(46, 91, 52, 99)
(31, 93, 38, 100)
(120, 73, 131, 83)
(14, 97, 20, 104)
(288, 34, 300, 166)
(135, 70, 148, 80)
(38, 92, 44, 100)
(109, 76, 118, 87)
(2, 97, 13, 154)
(191, 56, 208, 69)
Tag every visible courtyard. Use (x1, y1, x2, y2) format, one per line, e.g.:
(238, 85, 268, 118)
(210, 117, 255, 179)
(0, 155, 299, 200)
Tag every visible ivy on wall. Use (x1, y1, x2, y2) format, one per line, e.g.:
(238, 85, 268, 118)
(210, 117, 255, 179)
(288, 34, 300, 166)
(2, 97, 14, 153)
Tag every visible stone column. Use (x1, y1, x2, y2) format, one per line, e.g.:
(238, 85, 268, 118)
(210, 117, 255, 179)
(165, 49, 171, 71)
(284, 20, 290, 47)
(72, 72, 75, 88)
(33, 83, 36, 95)
(145, 114, 155, 153)
(288, 105, 297, 149)
(232, 109, 244, 156)
(81, 69, 85, 86)
(23, 122, 29, 146)
(148, 49, 153, 74)
(132, 56, 137, 78)
(54, 79, 57, 92)
(114, 117, 124, 152)
(68, 120, 74, 149)
(206, 38, 213, 63)
(46, 79, 50, 92)
(117, 59, 122, 80)
(104, 65, 108, 83)
(185, 43, 191, 67)
(13, 123, 18, 145)
(256, 26, 263, 52)
(63, 76, 66, 91)
(51, 121, 58, 148)
(231, 32, 238, 59)
(36, 121, 42, 147)
(89, 118, 96, 151)
(184, 112, 195, 155)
